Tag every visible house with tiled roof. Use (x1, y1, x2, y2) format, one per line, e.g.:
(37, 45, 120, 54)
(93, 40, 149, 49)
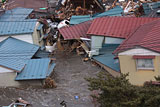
(114, 19, 160, 85)
(0, 7, 45, 46)
(0, 37, 55, 87)
(87, 17, 159, 77)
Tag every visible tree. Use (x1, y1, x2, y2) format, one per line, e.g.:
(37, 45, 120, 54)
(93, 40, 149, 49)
(86, 72, 160, 107)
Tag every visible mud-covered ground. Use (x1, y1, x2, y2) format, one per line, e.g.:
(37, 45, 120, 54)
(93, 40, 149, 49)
(0, 51, 104, 107)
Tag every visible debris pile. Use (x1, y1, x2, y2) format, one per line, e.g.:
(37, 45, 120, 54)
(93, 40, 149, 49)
(2, 98, 30, 107)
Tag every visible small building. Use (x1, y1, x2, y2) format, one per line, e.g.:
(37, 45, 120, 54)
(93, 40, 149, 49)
(0, 37, 55, 87)
(114, 19, 160, 85)
(0, 7, 45, 46)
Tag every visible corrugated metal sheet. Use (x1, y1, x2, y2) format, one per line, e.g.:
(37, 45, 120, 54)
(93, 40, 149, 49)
(145, 8, 160, 17)
(0, 37, 39, 59)
(143, 1, 160, 15)
(114, 19, 160, 54)
(0, 19, 37, 36)
(93, 44, 120, 72)
(0, 7, 33, 21)
(0, 37, 39, 71)
(70, 6, 123, 25)
(59, 21, 92, 40)
(0, 59, 26, 71)
(87, 17, 158, 38)
(15, 59, 56, 80)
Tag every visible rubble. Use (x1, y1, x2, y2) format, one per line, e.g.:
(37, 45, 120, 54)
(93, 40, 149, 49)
(2, 98, 30, 107)
(43, 77, 57, 88)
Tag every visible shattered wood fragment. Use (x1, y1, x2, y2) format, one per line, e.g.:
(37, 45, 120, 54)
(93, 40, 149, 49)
(82, 58, 89, 62)
(43, 77, 57, 88)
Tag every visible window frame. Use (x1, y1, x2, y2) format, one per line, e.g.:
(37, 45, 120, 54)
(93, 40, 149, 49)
(136, 58, 154, 70)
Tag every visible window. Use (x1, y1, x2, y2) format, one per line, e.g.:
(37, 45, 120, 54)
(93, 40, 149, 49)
(136, 59, 154, 70)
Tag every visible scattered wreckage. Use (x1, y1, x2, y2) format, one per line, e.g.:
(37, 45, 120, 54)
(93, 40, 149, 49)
(2, 98, 30, 107)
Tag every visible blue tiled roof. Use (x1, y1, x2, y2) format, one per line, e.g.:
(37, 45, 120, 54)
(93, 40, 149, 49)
(0, 19, 37, 36)
(0, 37, 39, 59)
(0, 7, 37, 36)
(0, 37, 39, 71)
(93, 44, 120, 72)
(15, 59, 56, 80)
(70, 6, 123, 25)
(0, 7, 33, 21)
(0, 59, 26, 71)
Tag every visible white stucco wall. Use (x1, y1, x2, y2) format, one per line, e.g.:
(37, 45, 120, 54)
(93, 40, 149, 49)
(0, 66, 14, 73)
(0, 34, 33, 44)
(119, 48, 160, 56)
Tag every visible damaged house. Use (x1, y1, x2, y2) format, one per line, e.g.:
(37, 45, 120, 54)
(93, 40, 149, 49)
(69, 6, 123, 25)
(5, 0, 49, 18)
(86, 17, 158, 77)
(0, 7, 46, 46)
(58, 20, 92, 53)
(114, 19, 160, 85)
(0, 37, 55, 87)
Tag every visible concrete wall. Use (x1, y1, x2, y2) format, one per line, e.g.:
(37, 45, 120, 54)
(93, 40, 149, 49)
(119, 55, 160, 85)
(0, 72, 43, 87)
(0, 67, 43, 87)
(0, 34, 33, 44)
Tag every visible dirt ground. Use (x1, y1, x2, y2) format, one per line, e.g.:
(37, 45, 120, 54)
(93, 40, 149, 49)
(0, 51, 104, 107)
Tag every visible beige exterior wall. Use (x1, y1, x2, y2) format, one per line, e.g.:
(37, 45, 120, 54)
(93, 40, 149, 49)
(0, 72, 43, 87)
(32, 22, 44, 46)
(0, 72, 21, 87)
(0, 66, 43, 87)
(119, 55, 160, 85)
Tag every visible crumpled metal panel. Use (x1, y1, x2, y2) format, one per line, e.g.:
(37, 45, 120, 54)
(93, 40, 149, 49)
(0, 37, 39, 71)
(70, 6, 123, 25)
(15, 59, 56, 80)
(59, 20, 92, 40)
